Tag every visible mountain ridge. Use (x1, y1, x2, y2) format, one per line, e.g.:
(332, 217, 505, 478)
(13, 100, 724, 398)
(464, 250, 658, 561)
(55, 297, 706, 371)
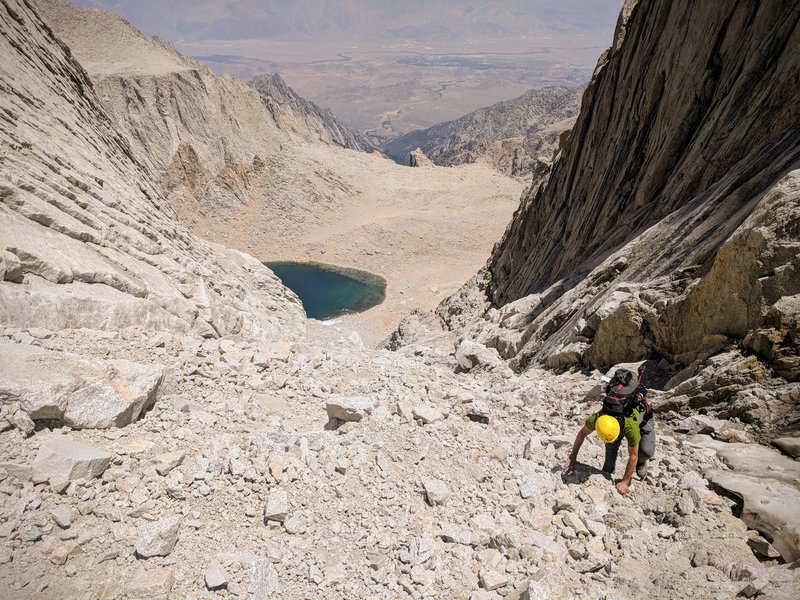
(381, 85, 583, 177)
(36, 0, 369, 154)
(248, 73, 372, 152)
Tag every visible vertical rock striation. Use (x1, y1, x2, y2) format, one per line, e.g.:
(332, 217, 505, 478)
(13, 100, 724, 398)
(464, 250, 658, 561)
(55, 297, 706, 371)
(490, 0, 799, 304)
(450, 0, 800, 370)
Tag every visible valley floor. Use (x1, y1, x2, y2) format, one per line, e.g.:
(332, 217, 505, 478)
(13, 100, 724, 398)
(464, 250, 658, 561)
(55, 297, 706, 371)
(178, 144, 525, 347)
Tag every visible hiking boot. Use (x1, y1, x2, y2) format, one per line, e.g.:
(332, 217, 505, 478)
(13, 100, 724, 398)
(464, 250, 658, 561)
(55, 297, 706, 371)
(636, 462, 648, 479)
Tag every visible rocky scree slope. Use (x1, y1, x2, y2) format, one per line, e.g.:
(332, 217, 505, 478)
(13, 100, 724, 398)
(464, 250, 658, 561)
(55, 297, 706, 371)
(34, 0, 370, 223)
(1, 326, 798, 599)
(0, 0, 305, 341)
(381, 86, 583, 177)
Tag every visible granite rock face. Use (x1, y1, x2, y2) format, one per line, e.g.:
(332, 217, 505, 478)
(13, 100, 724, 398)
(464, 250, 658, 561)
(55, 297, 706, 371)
(0, 0, 306, 341)
(490, 1, 799, 303)
(689, 435, 800, 562)
(442, 0, 799, 371)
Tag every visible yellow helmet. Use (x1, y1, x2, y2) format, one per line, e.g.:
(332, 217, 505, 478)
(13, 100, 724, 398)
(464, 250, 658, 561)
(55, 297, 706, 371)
(596, 415, 620, 444)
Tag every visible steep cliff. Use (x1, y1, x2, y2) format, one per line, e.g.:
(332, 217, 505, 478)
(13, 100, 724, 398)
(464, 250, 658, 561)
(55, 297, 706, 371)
(0, 0, 305, 340)
(446, 0, 799, 373)
(33, 0, 370, 220)
(249, 73, 372, 152)
(381, 86, 582, 177)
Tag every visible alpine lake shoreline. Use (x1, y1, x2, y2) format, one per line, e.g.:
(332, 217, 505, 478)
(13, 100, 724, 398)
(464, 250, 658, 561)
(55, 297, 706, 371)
(265, 261, 387, 321)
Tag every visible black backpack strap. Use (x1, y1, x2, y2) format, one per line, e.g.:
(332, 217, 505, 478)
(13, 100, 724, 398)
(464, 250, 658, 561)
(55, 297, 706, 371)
(615, 415, 625, 443)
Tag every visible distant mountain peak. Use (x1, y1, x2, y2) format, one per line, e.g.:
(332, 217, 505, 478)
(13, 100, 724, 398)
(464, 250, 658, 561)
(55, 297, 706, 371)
(381, 85, 584, 177)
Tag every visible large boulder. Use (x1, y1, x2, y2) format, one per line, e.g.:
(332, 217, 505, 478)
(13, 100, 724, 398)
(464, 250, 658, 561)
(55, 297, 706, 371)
(773, 436, 800, 459)
(689, 435, 800, 562)
(455, 340, 503, 371)
(264, 490, 289, 523)
(135, 515, 183, 558)
(127, 567, 175, 599)
(744, 294, 800, 382)
(408, 148, 434, 167)
(0, 343, 165, 429)
(584, 297, 651, 367)
(325, 396, 375, 423)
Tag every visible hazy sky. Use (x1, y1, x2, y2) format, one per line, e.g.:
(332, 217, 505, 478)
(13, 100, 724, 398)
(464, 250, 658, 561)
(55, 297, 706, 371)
(73, 1, 623, 44)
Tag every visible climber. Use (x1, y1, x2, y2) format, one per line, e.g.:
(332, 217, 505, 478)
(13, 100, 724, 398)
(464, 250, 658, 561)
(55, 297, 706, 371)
(563, 367, 655, 495)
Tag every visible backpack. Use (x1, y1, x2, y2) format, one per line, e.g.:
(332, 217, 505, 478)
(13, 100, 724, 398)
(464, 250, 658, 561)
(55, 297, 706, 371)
(601, 367, 651, 422)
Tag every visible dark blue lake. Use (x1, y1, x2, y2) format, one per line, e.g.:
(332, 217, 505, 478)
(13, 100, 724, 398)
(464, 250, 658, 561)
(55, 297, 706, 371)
(266, 261, 386, 320)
